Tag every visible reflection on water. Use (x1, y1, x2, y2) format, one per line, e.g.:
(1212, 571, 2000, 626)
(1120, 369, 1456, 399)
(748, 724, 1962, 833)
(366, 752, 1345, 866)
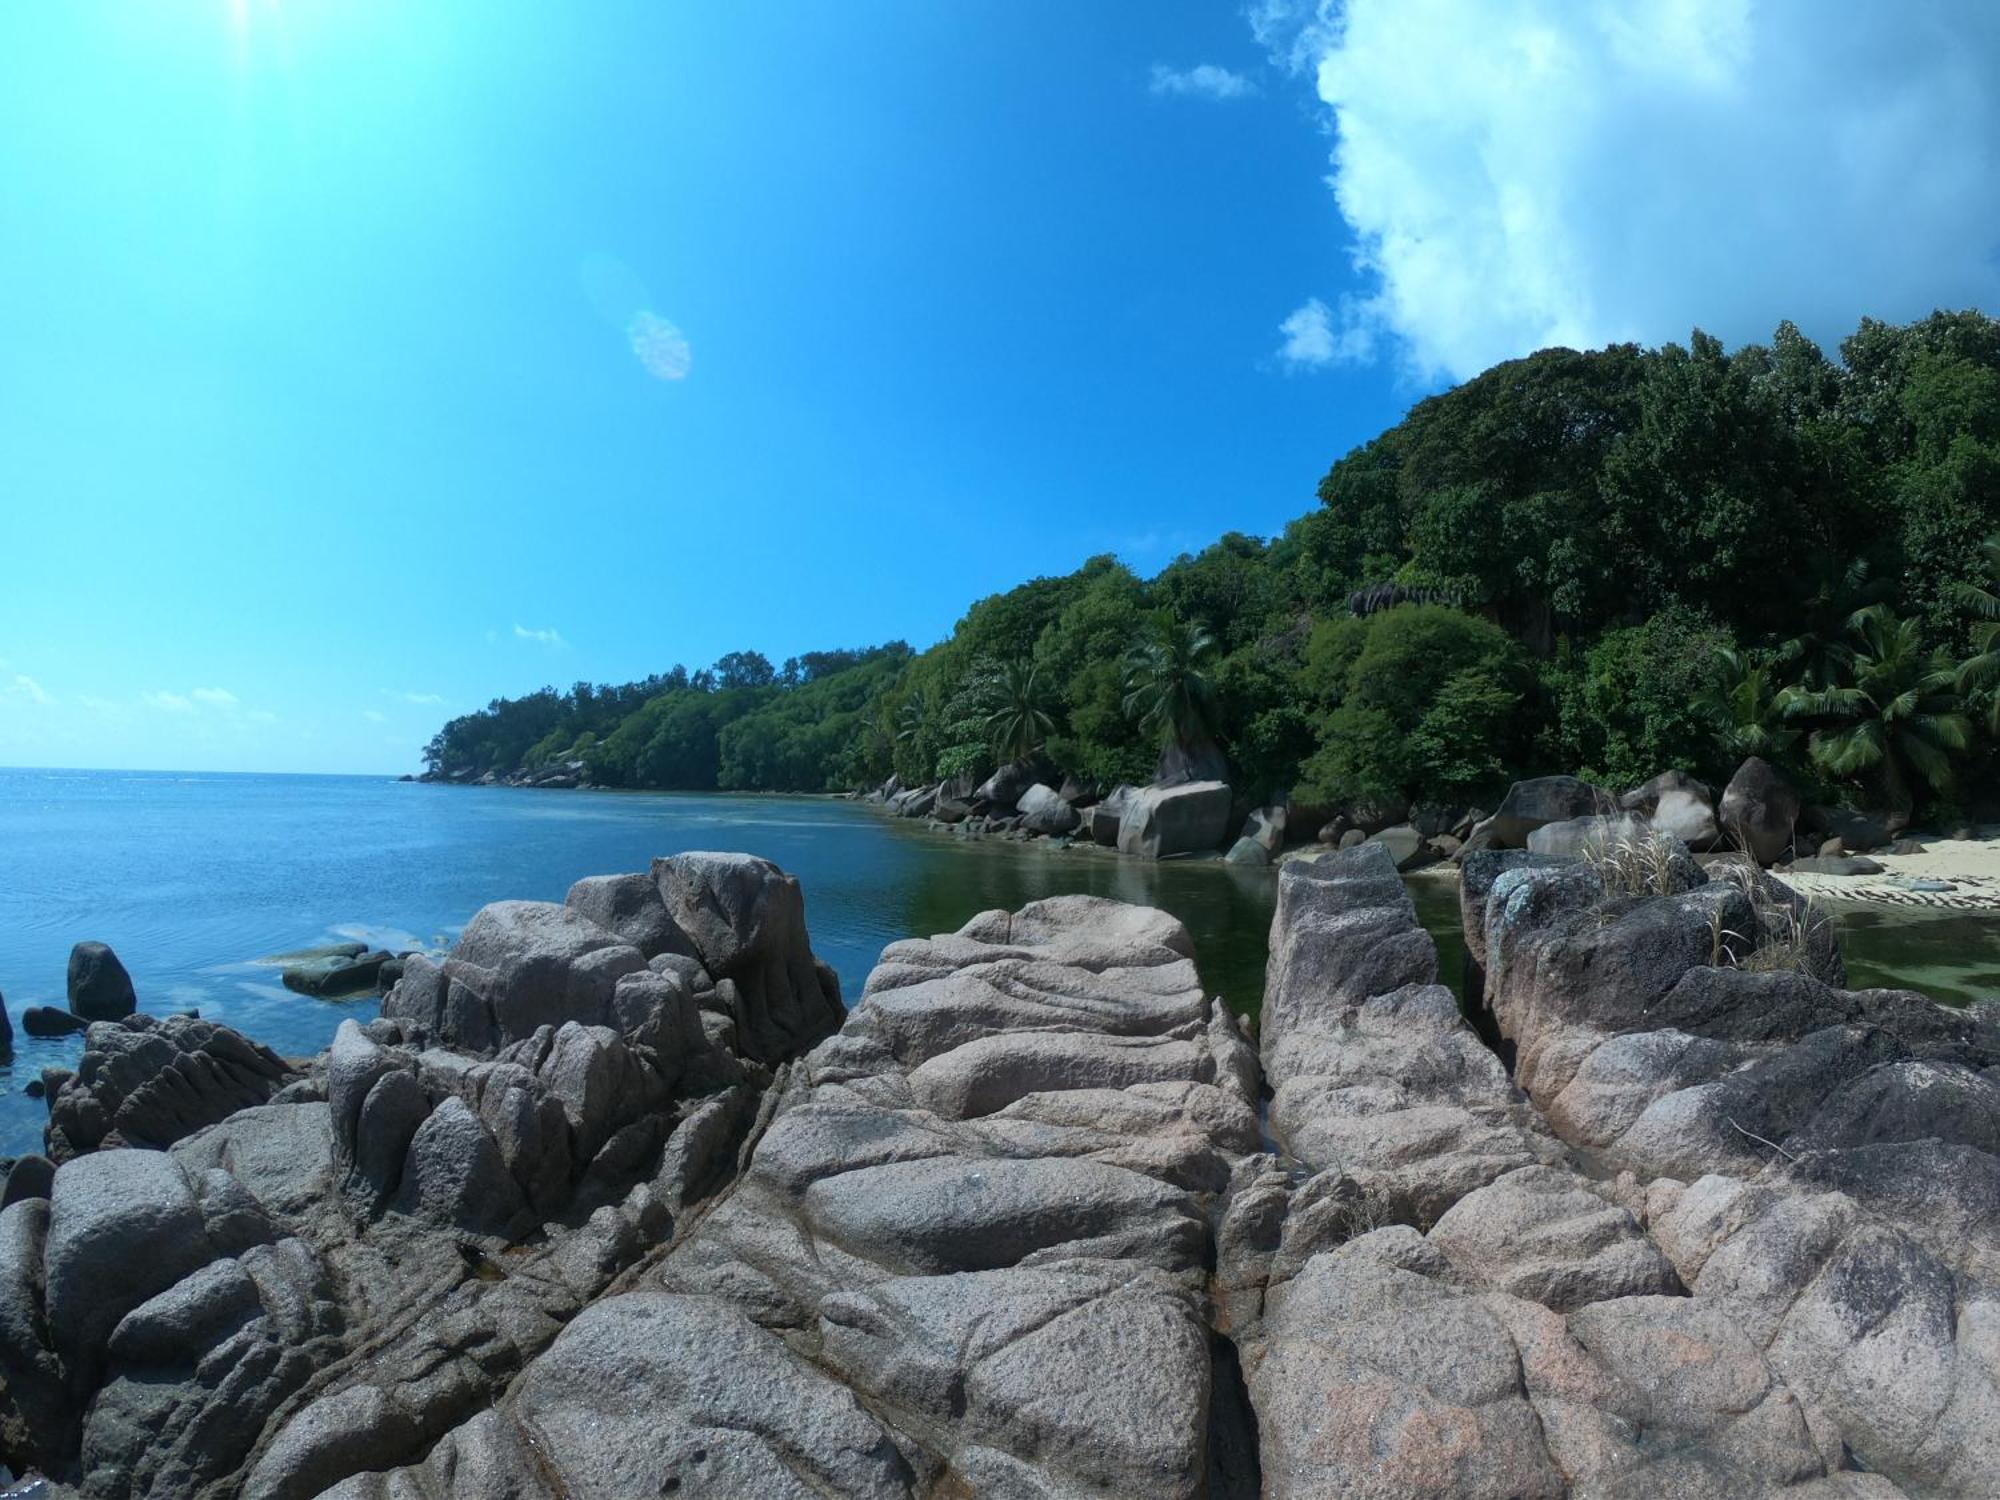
(1832, 906, 2000, 1007)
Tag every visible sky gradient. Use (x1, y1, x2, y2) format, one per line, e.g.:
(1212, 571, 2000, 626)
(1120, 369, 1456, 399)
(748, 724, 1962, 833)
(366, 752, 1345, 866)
(4, 2, 1998, 773)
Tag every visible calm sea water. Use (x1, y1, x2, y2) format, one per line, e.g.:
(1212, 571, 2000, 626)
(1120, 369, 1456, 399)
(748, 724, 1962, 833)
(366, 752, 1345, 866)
(0, 770, 1276, 1157)
(2, 770, 1992, 1160)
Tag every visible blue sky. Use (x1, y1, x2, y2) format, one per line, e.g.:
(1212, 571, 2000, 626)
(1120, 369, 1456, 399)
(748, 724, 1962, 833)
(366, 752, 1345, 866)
(5, 2, 1999, 773)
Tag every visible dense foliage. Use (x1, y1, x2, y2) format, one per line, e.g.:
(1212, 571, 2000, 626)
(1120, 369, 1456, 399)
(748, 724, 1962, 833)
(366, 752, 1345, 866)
(425, 312, 2000, 819)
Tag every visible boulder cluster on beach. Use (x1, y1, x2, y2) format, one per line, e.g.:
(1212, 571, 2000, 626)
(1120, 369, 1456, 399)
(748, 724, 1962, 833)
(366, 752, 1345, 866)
(0, 836, 1996, 1496)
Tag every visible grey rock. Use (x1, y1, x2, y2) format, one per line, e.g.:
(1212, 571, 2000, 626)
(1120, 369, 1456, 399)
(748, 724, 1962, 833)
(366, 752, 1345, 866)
(1365, 822, 1433, 870)
(43, 1014, 295, 1162)
(44, 1150, 218, 1374)
(1090, 784, 1136, 846)
(973, 760, 1040, 810)
(1243, 805, 1287, 856)
(67, 941, 136, 1022)
(1116, 779, 1232, 858)
(1016, 782, 1081, 836)
(21, 1007, 89, 1038)
(1152, 737, 1229, 788)
(653, 852, 844, 1063)
(392, 1095, 525, 1237)
(1223, 835, 1269, 865)
(1525, 810, 1650, 856)
(1720, 755, 1801, 865)
(1486, 775, 1614, 847)
(563, 872, 699, 961)
(1, 1155, 54, 1209)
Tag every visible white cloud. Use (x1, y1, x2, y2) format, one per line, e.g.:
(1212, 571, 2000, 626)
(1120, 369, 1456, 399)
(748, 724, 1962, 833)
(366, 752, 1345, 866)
(514, 624, 567, 648)
(191, 687, 238, 708)
(1266, 0, 2000, 382)
(1150, 63, 1256, 100)
(8, 673, 51, 706)
(144, 691, 194, 713)
(1275, 296, 1381, 369)
(399, 691, 445, 706)
(627, 312, 691, 381)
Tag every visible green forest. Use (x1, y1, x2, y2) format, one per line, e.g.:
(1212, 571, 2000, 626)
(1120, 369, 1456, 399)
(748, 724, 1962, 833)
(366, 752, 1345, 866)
(424, 311, 2000, 822)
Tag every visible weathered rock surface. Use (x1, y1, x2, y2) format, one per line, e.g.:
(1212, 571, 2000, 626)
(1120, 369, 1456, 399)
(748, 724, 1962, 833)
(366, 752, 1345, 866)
(342, 893, 1262, 1498)
(1118, 778, 1232, 858)
(43, 1015, 295, 1163)
(0, 854, 834, 1500)
(652, 852, 845, 1063)
(1223, 843, 1923, 1498)
(1464, 837, 2000, 1494)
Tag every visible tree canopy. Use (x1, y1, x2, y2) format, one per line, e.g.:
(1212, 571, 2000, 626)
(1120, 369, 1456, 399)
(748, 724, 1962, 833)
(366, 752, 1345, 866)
(425, 312, 2000, 820)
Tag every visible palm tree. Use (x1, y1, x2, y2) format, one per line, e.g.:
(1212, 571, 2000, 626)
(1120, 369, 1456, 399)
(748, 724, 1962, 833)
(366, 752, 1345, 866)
(1780, 605, 1972, 812)
(894, 690, 929, 751)
(1122, 613, 1220, 750)
(1700, 646, 1801, 764)
(985, 661, 1055, 764)
(1954, 533, 2000, 733)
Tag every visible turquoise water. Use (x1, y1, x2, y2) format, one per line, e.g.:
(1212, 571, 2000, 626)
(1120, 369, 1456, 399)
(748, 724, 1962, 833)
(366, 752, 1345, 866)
(0, 770, 1277, 1157)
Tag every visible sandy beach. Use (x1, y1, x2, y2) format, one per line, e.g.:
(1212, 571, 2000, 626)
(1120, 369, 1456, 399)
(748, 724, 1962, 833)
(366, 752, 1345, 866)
(1775, 827, 2000, 911)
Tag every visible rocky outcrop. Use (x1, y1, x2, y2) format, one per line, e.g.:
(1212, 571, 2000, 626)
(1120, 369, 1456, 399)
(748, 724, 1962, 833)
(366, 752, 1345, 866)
(43, 1016, 296, 1163)
(0, 854, 838, 1499)
(66, 942, 136, 1023)
(1464, 838, 2000, 1494)
(326, 894, 1262, 1498)
(8, 844, 1982, 1498)
(1476, 775, 1615, 848)
(1221, 842, 1932, 1497)
(1118, 779, 1232, 858)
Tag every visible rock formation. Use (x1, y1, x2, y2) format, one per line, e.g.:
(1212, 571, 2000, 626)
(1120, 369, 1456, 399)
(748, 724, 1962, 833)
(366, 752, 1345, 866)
(3, 843, 1990, 1496)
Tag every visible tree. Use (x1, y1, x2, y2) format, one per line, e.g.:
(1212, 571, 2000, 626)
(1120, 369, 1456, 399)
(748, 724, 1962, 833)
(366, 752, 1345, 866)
(984, 661, 1055, 764)
(711, 651, 776, 690)
(1122, 613, 1220, 751)
(1954, 533, 2000, 733)
(1781, 605, 1972, 811)
(1296, 605, 1527, 806)
(1700, 646, 1802, 767)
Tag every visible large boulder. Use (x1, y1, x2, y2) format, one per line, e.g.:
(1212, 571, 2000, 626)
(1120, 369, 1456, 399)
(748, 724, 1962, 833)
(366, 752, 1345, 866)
(973, 761, 1040, 810)
(563, 872, 698, 961)
(1481, 776, 1613, 848)
(0, 986, 9, 1057)
(1116, 781, 1232, 859)
(652, 853, 844, 1064)
(1364, 823, 1432, 871)
(1524, 811, 1649, 857)
(1016, 782, 1081, 836)
(1090, 784, 1137, 846)
(384, 901, 647, 1052)
(67, 941, 136, 1022)
(1719, 755, 1800, 865)
(1242, 805, 1286, 857)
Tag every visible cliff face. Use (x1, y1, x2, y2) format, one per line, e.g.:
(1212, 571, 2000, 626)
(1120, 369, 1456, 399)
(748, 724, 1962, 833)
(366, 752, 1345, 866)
(2, 843, 1995, 1496)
